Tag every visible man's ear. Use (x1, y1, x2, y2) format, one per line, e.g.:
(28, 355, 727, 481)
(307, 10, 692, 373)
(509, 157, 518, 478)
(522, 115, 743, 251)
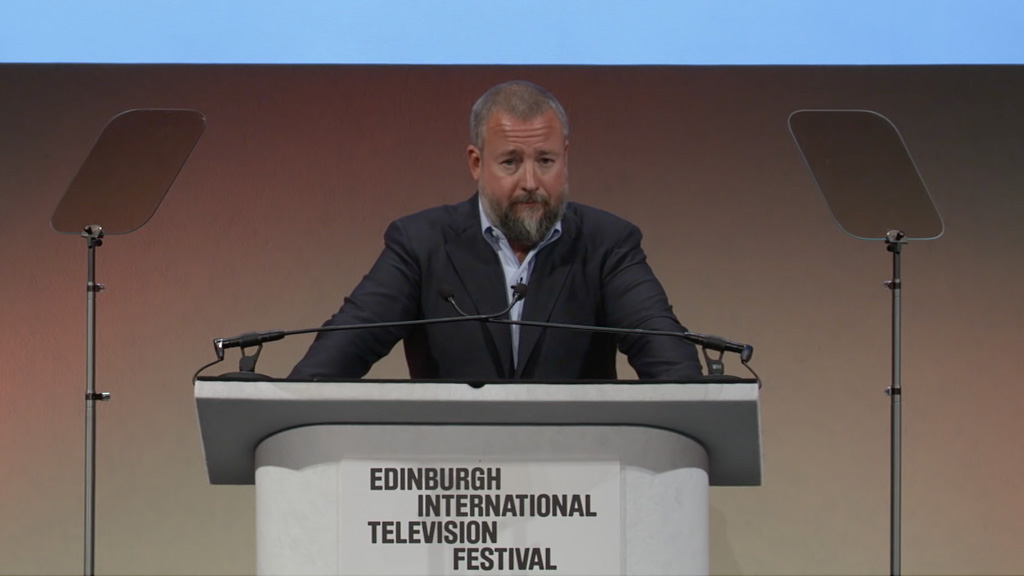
(467, 145, 482, 180)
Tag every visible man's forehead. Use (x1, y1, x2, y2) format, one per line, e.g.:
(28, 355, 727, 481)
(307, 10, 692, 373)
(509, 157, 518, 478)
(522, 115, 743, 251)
(482, 110, 566, 150)
(491, 143, 563, 157)
(485, 108, 560, 129)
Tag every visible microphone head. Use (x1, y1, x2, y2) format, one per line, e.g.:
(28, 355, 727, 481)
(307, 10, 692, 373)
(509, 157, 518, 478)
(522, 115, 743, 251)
(511, 283, 528, 300)
(213, 338, 226, 360)
(437, 284, 455, 300)
(741, 345, 754, 363)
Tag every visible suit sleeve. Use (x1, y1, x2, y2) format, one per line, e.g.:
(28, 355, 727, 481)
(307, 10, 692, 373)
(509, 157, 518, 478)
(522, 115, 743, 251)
(600, 222, 703, 379)
(288, 219, 422, 380)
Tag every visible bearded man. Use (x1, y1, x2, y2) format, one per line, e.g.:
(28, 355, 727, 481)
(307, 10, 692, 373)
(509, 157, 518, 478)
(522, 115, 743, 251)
(289, 81, 702, 381)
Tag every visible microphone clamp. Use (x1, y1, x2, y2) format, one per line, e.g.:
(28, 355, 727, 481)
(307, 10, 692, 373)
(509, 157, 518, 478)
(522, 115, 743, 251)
(213, 330, 286, 360)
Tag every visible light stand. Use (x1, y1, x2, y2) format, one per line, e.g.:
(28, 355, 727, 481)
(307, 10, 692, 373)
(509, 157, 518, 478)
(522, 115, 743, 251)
(82, 224, 110, 575)
(884, 229, 905, 575)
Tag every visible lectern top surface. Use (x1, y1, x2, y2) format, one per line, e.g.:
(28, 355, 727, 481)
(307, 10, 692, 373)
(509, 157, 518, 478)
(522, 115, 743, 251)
(199, 376, 757, 384)
(194, 380, 761, 486)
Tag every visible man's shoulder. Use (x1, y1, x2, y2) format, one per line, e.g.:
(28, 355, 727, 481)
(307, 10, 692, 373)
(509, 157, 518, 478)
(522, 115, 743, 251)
(564, 201, 640, 234)
(389, 196, 476, 231)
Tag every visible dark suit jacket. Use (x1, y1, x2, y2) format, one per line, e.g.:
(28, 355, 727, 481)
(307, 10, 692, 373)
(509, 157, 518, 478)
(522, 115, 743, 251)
(289, 195, 702, 380)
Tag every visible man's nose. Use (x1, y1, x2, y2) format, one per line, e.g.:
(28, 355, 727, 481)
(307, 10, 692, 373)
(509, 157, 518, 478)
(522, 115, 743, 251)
(521, 162, 539, 191)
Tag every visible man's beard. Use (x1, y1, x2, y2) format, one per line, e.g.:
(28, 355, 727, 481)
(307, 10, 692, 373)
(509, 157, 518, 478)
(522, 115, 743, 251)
(482, 186, 567, 248)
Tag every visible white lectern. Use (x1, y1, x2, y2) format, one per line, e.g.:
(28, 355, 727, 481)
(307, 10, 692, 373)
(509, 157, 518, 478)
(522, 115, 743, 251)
(195, 379, 761, 576)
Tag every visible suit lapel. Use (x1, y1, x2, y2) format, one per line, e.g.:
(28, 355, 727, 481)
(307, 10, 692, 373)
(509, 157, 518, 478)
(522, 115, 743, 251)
(514, 208, 578, 378)
(445, 196, 514, 377)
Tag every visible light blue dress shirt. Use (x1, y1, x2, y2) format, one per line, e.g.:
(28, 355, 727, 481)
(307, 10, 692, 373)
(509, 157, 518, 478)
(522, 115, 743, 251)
(478, 199, 562, 368)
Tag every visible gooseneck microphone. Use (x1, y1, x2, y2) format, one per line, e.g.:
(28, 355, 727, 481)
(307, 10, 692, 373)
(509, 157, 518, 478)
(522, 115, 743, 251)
(211, 286, 524, 358)
(210, 284, 528, 371)
(439, 282, 527, 318)
(441, 285, 754, 364)
(204, 281, 752, 379)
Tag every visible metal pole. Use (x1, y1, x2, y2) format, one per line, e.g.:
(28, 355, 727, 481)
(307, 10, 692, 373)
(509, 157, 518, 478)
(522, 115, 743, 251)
(82, 225, 109, 576)
(885, 230, 904, 576)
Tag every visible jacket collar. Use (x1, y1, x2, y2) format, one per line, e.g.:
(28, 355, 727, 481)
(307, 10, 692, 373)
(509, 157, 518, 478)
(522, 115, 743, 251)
(444, 194, 579, 378)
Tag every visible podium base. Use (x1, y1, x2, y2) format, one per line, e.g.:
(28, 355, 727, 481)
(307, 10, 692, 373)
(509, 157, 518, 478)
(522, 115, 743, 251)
(255, 424, 709, 576)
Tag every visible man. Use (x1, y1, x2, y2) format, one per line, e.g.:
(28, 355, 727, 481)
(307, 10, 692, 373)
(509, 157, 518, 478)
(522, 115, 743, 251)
(289, 81, 702, 381)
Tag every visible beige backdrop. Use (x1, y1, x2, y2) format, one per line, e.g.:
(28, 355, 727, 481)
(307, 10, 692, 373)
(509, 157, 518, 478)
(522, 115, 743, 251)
(1, 65, 1022, 575)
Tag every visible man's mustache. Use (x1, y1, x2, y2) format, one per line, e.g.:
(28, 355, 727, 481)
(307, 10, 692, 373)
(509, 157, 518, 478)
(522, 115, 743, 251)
(510, 191, 549, 206)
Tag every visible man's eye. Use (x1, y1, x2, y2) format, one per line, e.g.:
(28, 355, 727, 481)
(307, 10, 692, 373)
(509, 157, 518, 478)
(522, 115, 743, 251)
(500, 159, 517, 167)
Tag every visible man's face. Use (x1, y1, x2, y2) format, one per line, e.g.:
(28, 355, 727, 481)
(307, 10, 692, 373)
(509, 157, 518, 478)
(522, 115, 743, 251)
(468, 109, 569, 249)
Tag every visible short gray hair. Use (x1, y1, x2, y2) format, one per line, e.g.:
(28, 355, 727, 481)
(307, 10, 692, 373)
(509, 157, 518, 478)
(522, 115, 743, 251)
(469, 81, 569, 149)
